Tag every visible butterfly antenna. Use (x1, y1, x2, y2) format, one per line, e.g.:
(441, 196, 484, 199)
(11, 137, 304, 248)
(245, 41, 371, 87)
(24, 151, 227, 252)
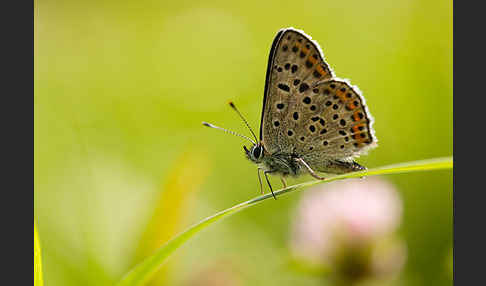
(228, 102, 259, 143)
(202, 122, 256, 145)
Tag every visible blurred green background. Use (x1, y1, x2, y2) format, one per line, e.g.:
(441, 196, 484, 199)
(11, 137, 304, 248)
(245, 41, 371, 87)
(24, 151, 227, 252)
(34, 0, 452, 285)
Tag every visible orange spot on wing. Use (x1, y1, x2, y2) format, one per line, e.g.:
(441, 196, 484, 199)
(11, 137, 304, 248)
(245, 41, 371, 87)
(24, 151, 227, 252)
(351, 131, 367, 144)
(352, 124, 366, 143)
(336, 88, 348, 102)
(346, 102, 356, 110)
(316, 65, 327, 76)
(357, 133, 367, 144)
(308, 56, 318, 64)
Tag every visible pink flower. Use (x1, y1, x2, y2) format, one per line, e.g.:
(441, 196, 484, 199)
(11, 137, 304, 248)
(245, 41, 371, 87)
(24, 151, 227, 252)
(290, 177, 406, 282)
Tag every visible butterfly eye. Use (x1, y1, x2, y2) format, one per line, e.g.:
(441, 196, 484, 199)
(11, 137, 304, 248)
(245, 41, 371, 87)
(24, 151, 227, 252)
(253, 146, 261, 159)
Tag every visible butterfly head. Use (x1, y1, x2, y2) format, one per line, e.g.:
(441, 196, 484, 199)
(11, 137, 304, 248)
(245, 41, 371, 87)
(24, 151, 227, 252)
(203, 101, 265, 163)
(244, 143, 265, 163)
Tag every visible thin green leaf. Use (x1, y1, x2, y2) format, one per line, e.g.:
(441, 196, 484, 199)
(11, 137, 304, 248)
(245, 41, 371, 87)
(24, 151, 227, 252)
(116, 156, 452, 286)
(34, 221, 44, 286)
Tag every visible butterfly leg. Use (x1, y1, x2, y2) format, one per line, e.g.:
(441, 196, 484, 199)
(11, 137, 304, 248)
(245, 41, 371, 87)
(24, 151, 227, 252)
(280, 177, 287, 189)
(264, 170, 277, 200)
(294, 158, 326, 180)
(257, 168, 264, 195)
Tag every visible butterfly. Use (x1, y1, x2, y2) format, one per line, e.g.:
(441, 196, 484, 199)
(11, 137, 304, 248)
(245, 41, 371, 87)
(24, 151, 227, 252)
(203, 27, 377, 199)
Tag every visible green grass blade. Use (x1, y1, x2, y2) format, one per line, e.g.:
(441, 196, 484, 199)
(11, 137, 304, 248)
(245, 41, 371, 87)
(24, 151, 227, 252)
(34, 221, 44, 286)
(116, 156, 452, 286)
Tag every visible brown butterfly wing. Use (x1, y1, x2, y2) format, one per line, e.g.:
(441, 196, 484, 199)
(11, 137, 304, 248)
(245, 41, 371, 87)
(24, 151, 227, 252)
(295, 79, 377, 171)
(260, 28, 334, 154)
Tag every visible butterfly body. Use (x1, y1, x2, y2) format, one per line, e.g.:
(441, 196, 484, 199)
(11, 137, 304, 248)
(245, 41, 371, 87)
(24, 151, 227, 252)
(245, 144, 302, 177)
(245, 142, 366, 179)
